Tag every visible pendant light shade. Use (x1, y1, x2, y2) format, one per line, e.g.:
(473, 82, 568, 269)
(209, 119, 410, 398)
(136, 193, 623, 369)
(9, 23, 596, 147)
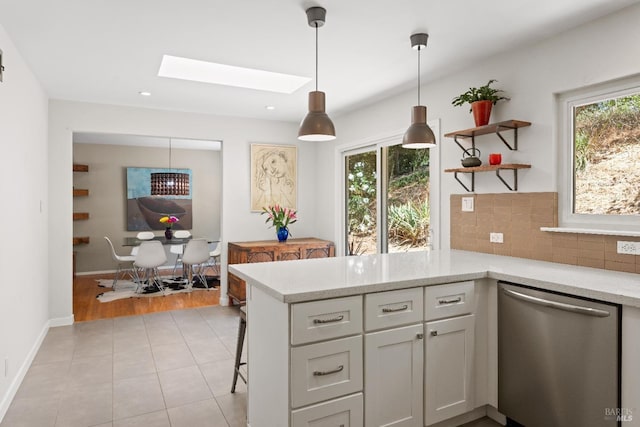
(150, 138, 190, 196)
(298, 91, 336, 141)
(402, 33, 436, 149)
(298, 6, 336, 141)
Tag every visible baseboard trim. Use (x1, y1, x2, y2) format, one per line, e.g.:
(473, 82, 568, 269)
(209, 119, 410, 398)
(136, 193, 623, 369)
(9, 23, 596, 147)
(0, 320, 50, 423)
(49, 314, 75, 327)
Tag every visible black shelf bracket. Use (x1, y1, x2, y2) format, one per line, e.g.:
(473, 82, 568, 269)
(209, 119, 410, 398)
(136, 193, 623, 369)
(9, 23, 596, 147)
(495, 168, 519, 191)
(453, 135, 472, 152)
(453, 171, 475, 192)
(495, 125, 518, 150)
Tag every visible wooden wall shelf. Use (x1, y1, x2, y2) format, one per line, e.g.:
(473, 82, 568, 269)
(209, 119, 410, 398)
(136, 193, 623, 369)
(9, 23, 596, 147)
(73, 189, 89, 196)
(73, 236, 90, 245)
(444, 163, 531, 192)
(445, 119, 531, 151)
(73, 164, 89, 172)
(73, 212, 89, 220)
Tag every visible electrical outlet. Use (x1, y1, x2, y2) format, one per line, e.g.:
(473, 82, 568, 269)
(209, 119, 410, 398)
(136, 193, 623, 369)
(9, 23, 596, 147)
(617, 241, 637, 255)
(490, 232, 504, 243)
(461, 197, 474, 212)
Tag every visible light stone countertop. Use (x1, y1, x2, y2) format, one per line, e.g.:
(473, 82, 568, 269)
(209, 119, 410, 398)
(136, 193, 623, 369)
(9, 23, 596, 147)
(229, 249, 640, 307)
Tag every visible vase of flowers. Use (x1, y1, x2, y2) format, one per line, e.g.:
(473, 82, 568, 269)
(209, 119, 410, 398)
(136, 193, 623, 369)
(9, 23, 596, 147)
(262, 205, 297, 243)
(159, 215, 179, 240)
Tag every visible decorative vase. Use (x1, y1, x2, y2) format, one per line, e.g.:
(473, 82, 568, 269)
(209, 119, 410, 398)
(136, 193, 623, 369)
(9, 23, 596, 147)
(276, 227, 289, 243)
(165, 227, 173, 240)
(471, 100, 493, 127)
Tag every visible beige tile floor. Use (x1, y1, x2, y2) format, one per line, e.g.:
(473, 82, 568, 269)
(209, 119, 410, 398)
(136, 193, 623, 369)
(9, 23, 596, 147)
(2, 304, 504, 427)
(1, 306, 247, 427)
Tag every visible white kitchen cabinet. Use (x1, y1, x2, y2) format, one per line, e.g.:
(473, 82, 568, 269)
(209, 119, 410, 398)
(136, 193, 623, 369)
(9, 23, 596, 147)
(365, 323, 424, 427)
(424, 314, 476, 426)
(291, 393, 363, 427)
(291, 335, 363, 408)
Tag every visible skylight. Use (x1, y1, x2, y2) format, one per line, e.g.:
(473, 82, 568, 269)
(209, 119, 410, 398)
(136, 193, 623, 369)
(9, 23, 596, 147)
(158, 55, 311, 94)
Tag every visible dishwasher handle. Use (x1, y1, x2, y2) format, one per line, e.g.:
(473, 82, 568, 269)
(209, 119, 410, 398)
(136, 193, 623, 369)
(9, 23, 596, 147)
(502, 288, 611, 317)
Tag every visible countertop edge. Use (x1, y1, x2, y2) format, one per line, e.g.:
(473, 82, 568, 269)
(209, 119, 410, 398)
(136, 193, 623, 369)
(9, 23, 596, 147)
(229, 252, 640, 307)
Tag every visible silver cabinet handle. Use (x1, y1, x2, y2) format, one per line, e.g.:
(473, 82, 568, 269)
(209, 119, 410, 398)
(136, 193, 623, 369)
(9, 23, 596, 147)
(313, 315, 344, 324)
(502, 288, 611, 317)
(382, 304, 408, 313)
(439, 297, 461, 305)
(430, 330, 438, 336)
(313, 365, 344, 376)
(416, 333, 424, 340)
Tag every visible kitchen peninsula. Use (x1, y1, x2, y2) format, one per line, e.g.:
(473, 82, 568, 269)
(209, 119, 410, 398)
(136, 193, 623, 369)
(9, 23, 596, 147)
(230, 249, 640, 427)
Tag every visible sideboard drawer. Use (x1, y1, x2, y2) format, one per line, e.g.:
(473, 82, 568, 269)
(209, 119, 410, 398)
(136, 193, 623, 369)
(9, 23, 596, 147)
(291, 295, 363, 345)
(364, 287, 424, 332)
(290, 335, 363, 408)
(424, 281, 475, 321)
(291, 393, 363, 427)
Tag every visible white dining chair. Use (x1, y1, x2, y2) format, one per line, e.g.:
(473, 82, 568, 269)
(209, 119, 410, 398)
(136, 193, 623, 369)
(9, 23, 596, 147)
(206, 244, 222, 279)
(131, 231, 155, 256)
(181, 238, 212, 289)
(137, 231, 155, 240)
(104, 236, 136, 290)
(170, 230, 192, 277)
(133, 240, 167, 293)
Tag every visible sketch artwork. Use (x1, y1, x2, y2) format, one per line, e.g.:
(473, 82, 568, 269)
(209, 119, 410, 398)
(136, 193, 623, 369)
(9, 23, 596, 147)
(250, 144, 297, 211)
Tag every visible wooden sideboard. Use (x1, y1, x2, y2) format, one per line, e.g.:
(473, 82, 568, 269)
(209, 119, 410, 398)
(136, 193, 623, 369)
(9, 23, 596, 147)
(227, 238, 335, 304)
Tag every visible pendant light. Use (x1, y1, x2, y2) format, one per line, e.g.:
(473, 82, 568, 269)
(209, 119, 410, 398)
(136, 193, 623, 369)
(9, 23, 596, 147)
(298, 6, 336, 141)
(402, 33, 436, 149)
(150, 138, 190, 196)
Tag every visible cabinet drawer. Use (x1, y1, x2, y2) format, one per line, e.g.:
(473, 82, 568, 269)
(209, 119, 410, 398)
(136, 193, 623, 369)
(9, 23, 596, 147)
(291, 335, 363, 408)
(291, 296, 363, 345)
(424, 281, 474, 321)
(364, 287, 423, 331)
(291, 393, 363, 427)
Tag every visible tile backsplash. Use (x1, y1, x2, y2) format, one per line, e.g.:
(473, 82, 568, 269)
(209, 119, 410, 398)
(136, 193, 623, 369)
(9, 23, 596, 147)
(450, 192, 640, 274)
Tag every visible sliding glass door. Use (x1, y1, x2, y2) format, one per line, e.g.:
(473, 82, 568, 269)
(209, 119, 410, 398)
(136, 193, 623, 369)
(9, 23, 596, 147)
(344, 141, 432, 255)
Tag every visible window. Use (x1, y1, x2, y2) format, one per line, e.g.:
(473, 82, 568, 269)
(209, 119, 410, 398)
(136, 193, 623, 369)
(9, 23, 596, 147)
(340, 124, 439, 255)
(558, 76, 640, 231)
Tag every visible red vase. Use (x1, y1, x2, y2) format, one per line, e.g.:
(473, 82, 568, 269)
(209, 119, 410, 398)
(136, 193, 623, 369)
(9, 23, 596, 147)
(471, 100, 493, 127)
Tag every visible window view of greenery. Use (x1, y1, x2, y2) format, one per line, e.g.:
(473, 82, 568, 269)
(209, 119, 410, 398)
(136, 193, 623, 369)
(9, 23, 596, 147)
(346, 151, 377, 255)
(387, 145, 430, 253)
(574, 93, 640, 215)
(346, 146, 430, 255)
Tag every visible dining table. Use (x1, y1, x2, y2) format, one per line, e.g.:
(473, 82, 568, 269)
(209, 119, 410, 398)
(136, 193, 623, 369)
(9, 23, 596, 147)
(122, 235, 220, 289)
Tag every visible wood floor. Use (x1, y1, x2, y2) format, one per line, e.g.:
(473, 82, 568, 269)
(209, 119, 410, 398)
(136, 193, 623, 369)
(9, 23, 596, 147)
(73, 270, 221, 322)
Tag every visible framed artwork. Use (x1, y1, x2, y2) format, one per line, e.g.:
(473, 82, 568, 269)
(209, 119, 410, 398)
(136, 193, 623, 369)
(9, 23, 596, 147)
(250, 144, 297, 211)
(126, 167, 193, 231)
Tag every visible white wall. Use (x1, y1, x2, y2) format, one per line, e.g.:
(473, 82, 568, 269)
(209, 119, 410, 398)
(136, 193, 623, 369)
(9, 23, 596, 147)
(0, 24, 49, 418)
(49, 100, 318, 316)
(316, 3, 640, 250)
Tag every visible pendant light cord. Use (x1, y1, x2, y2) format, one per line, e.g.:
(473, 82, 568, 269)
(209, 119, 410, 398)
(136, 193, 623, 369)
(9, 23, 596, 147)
(169, 138, 172, 171)
(417, 46, 421, 106)
(315, 24, 319, 91)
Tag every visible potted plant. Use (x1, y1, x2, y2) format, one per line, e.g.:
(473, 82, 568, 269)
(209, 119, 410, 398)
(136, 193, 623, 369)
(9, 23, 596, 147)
(452, 79, 509, 127)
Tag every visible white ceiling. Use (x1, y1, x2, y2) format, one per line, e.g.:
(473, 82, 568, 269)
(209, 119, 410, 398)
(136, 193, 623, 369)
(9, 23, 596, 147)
(1, 0, 638, 123)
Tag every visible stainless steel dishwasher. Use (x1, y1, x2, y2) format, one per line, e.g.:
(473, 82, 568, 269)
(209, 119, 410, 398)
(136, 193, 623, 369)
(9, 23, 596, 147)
(498, 281, 621, 427)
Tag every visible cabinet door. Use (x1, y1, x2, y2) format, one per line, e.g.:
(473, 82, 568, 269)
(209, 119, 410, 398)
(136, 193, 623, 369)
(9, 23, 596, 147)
(424, 314, 475, 426)
(365, 323, 423, 427)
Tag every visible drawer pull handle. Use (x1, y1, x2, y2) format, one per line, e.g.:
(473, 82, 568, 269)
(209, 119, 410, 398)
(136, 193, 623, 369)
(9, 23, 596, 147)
(382, 304, 408, 313)
(313, 365, 344, 376)
(439, 297, 461, 305)
(416, 333, 424, 340)
(313, 315, 344, 324)
(431, 330, 438, 336)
